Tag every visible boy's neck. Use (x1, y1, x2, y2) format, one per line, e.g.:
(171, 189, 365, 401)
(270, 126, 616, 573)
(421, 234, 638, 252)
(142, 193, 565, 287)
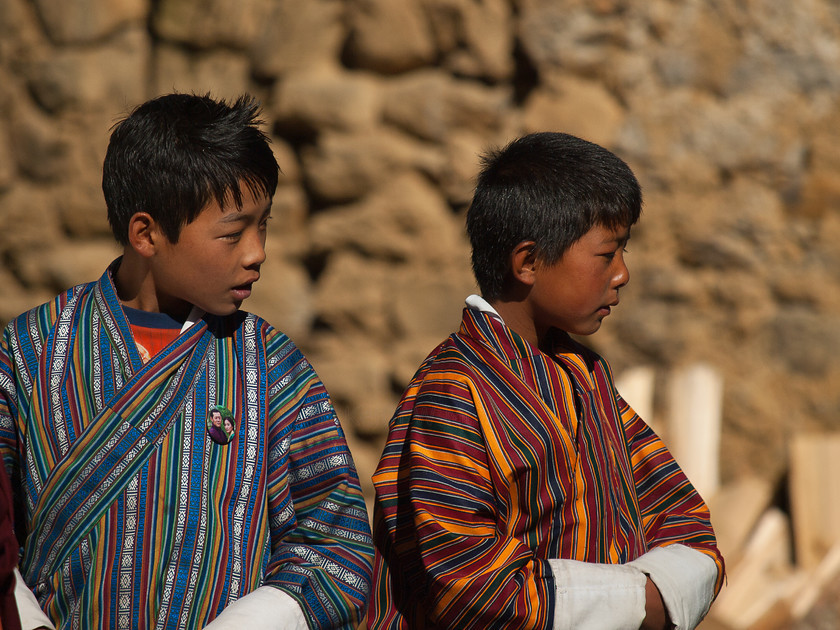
(114, 251, 192, 322)
(488, 298, 545, 350)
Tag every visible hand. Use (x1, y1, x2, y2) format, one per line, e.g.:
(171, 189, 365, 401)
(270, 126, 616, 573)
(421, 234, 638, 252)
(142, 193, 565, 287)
(641, 577, 673, 630)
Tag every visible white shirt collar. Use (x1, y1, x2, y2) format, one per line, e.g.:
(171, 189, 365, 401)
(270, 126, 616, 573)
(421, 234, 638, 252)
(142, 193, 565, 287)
(180, 305, 205, 334)
(465, 294, 503, 321)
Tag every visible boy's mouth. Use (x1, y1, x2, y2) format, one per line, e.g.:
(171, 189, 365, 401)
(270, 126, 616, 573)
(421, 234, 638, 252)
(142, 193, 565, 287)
(231, 282, 254, 301)
(599, 299, 618, 316)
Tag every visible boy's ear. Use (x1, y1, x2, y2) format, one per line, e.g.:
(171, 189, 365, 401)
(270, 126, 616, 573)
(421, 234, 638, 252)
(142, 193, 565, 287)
(126, 212, 163, 258)
(510, 241, 538, 287)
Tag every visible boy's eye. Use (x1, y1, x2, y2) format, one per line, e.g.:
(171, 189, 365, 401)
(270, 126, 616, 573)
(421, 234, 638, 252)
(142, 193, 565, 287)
(602, 245, 628, 260)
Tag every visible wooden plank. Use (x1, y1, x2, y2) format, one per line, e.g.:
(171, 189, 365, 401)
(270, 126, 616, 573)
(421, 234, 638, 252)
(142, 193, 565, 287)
(789, 543, 840, 620)
(615, 366, 657, 432)
(711, 508, 797, 629)
(708, 475, 773, 565)
(789, 433, 840, 569)
(667, 363, 723, 500)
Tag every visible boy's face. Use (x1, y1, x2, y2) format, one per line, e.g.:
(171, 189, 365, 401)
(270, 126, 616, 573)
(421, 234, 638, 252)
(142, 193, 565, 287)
(150, 184, 272, 318)
(529, 223, 630, 338)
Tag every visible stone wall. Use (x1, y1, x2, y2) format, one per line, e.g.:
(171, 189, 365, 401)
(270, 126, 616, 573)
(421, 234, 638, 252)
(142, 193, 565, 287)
(2, 0, 839, 556)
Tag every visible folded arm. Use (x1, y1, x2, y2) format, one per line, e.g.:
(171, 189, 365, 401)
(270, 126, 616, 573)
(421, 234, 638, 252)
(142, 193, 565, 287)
(619, 394, 724, 629)
(373, 376, 558, 629)
(256, 334, 373, 629)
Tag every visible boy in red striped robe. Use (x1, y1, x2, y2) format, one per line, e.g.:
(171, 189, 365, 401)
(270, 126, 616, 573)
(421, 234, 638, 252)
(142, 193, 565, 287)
(369, 132, 724, 630)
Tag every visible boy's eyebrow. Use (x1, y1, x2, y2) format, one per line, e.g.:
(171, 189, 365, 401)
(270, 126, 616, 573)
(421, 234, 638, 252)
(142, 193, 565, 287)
(218, 203, 273, 223)
(602, 230, 631, 245)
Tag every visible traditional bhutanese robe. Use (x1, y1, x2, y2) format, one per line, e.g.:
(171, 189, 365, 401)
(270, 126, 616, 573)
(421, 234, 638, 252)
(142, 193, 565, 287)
(0, 263, 373, 629)
(368, 307, 724, 629)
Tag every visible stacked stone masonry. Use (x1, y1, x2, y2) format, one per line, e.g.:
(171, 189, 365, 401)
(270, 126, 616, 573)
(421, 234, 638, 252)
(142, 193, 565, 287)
(1, 0, 840, 627)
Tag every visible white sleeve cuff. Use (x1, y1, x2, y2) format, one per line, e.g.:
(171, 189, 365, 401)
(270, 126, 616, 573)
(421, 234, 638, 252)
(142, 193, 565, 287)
(628, 544, 717, 630)
(547, 558, 646, 630)
(14, 567, 55, 630)
(202, 586, 308, 630)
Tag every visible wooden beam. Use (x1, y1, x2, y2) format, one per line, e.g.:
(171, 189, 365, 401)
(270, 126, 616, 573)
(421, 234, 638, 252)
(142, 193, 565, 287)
(667, 363, 723, 500)
(789, 433, 840, 569)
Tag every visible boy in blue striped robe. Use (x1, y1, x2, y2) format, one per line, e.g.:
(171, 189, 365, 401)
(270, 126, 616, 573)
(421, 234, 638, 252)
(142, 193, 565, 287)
(0, 93, 373, 629)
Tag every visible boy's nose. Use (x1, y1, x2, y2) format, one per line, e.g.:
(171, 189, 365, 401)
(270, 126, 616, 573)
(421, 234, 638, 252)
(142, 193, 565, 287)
(613, 258, 629, 289)
(244, 233, 267, 268)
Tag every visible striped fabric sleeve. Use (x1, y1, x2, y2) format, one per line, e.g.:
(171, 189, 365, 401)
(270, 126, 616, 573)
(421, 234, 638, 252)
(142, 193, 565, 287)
(0, 329, 17, 477)
(0, 307, 49, 528)
(0, 292, 73, 481)
(616, 393, 725, 595)
(378, 373, 555, 629)
(261, 329, 373, 630)
(1, 309, 57, 629)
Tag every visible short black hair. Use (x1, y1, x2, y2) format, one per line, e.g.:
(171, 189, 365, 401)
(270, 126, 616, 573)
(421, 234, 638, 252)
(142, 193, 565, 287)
(103, 93, 280, 245)
(466, 132, 642, 301)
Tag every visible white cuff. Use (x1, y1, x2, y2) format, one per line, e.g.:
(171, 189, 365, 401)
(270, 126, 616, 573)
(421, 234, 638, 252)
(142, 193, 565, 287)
(202, 586, 308, 630)
(14, 568, 55, 630)
(628, 544, 717, 630)
(548, 558, 646, 630)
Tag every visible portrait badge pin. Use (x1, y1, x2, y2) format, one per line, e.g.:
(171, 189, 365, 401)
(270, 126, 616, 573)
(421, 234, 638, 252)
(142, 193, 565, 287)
(207, 405, 236, 445)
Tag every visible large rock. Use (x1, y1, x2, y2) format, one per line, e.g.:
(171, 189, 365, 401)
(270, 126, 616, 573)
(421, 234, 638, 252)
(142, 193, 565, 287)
(770, 308, 840, 377)
(271, 139, 303, 187)
(153, 0, 271, 50)
(344, 0, 437, 74)
(518, 3, 629, 75)
(272, 70, 383, 134)
(25, 27, 149, 113)
(0, 265, 54, 324)
(244, 251, 314, 344)
(151, 45, 252, 103)
(438, 129, 497, 206)
(308, 171, 463, 262)
(7, 102, 70, 181)
(0, 185, 63, 253)
(653, 2, 744, 94)
(424, 0, 514, 81)
(300, 128, 446, 203)
(382, 70, 510, 142)
(521, 75, 625, 147)
(620, 90, 806, 186)
(31, 0, 148, 44)
(669, 178, 792, 270)
(36, 239, 120, 291)
(267, 186, 310, 259)
(249, 0, 346, 77)
(56, 175, 112, 238)
(0, 122, 14, 190)
(795, 109, 840, 218)
(0, 0, 45, 60)
(312, 250, 393, 337)
(389, 263, 475, 340)
(305, 332, 396, 436)
(720, 0, 840, 95)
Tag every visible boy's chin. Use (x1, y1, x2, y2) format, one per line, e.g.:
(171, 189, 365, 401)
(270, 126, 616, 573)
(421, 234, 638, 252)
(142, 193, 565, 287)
(198, 301, 243, 317)
(571, 321, 604, 336)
